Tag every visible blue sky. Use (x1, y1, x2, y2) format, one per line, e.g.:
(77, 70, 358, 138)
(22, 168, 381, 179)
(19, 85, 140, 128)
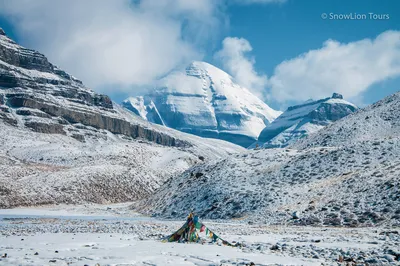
(1, 0, 400, 110)
(225, 0, 398, 71)
(221, 0, 400, 108)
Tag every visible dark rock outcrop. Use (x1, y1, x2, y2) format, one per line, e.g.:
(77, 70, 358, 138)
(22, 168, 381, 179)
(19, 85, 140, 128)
(25, 121, 66, 135)
(3, 93, 184, 147)
(16, 109, 52, 118)
(0, 37, 53, 73)
(71, 133, 85, 142)
(0, 112, 17, 126)
(332, 92, 343, 99)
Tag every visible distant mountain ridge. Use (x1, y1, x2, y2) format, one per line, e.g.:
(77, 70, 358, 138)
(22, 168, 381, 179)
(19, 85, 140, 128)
(254, 93, 357, 148)
(123, 61, 282, 147)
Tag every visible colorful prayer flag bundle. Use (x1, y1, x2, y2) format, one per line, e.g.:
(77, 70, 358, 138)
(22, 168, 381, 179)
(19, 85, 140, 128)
(162, 212, 236, 247)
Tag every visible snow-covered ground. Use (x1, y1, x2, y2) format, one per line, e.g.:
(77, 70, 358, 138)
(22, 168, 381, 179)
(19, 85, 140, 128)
(1, 205, 399, 265)
(0, 202, 137, 218)
(0, 119, 243, 208)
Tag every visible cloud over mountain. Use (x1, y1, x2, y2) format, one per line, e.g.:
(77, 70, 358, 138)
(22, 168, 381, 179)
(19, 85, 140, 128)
(215, 37, 268, 100)
(0, 0, 223, 90)
(268, 30, 400, 104)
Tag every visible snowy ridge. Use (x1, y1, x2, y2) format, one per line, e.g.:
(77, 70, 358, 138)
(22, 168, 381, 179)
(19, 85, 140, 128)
(0, 119, 242, 208)
(134, 90, 400, 227)
(292, 91, 400, 149)
(255, 93, 357, 148)
(123, 61, 282, 147)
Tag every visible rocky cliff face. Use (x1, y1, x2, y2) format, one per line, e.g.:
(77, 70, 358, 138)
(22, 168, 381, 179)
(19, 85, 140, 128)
(0, 28, 187, 147)
(254, 93, 357, 148)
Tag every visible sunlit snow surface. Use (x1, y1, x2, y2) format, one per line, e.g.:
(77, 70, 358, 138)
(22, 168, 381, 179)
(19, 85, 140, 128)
(255, 95, 358, 148)
(1, 205, 398, 266)
(123, 61, 282, 147)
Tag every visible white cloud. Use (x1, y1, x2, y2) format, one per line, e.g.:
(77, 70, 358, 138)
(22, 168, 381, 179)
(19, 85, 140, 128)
(0, 0, 287, 97)
(269, 30, 400, 103)
(0, 0, 223, 91)
(215, 37, 268, 99)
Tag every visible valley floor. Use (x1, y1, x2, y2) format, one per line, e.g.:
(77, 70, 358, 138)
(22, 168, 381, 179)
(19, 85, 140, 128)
(0, 204, 399, 266)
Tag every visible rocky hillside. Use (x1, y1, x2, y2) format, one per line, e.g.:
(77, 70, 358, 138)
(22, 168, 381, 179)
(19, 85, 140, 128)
(253, 93, 357, 148)
(0, 28, 243, 208)
(123, 61, 282, 147)
(134, 91, 400, 227)
(0, 28, 188, 147)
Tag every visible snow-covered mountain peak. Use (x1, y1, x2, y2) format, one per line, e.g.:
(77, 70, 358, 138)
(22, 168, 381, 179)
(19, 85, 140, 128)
(255, 93, 358, 148)
(185, 61, 232, 80)
(123, 61, 282, 147)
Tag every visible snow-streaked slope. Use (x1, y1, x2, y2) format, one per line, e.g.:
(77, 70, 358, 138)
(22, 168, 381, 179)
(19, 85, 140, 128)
(134, 91, 400, 227)
(292, 91, 400, 149)
(123, 61, 282, 147)
(0, 109, 243, 208)
(0, 28, 244, 208)
(254, 93, 357, 148)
